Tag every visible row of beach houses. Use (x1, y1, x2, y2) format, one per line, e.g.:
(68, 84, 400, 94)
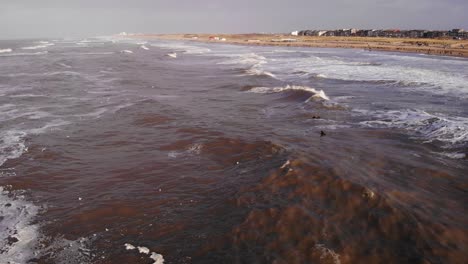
(293, 29, 468, 39)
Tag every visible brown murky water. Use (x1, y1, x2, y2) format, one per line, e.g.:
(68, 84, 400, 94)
(0, 38, 467, 263)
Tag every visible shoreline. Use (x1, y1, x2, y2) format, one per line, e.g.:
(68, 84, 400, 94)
(131, 33, 468, 58)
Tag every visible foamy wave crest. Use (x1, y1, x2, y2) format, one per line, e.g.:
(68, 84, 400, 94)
(150, 43, 210, 54)
(0, 186, 41, 263)
(21, 43, 54, 50)
(248, 85, 330, 101)
(166, 52, 177, 58)
(121, 50, 133, 54)
(0, 48, 12, 54)
(182, 46, 211, 54)
(0, 119, 69, 167)
(219, 53, 267, 66)
(140, 45, 149, 50)
(437, 152, 466, 159)
(0, 51, 48, 57)
(245, 66, 276, 78)
(290, 56, 468, 96)
(361, 109, 468, 148)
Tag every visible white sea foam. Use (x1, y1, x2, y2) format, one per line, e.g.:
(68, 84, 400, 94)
(124, 243, 165, 264)
(150, 252, 165, 264)
(245, 66, 276, 78)
(150, 43, 210, 54)
(360, 109, 468, 148)
(168, 143, 203, 158)
(21, 43, 54, 50)
(0, 110, 52, 122)
(0, 131, 26, 167)
(0, 48, 12, 53)
(124, 243, 136, 250)
(6, 71, 82, 78)
(0, 186, 41, 264)
(167, 52, 177, 58)
(138, 246, 150, 254)
(41, 236, 94, 263)
(437, 152, 466, 159)
(187, 143, 203, 155)
(121, 50, 133, 54)
(0, 51, 48, 57)
(140, 45, 150, 50)
(7, 94, 47, 98)
(316, 124, 352, 130)
(248, 85, 330, 101)
(277, 55, 468, 96)
(218, 53, 267, 66)
(28, 119, 71, 135)
(61, 52, 114, 56)
(0, 118, 70, 167)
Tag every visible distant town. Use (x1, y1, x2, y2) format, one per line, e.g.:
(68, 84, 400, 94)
(293, 29, 468, 39)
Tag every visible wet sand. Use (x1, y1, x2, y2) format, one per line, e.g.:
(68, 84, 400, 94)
(133, 34, 468, 58)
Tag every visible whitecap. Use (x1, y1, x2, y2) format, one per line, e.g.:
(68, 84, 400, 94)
(247, 85, 330, 101)
(218, 53, 267, 66)
(140, 45, 150, 50)
(0, 51, 48, 57)
(360, 109, 468, 148)
(21, 43, 54, 50)
(245, 66, 276, 78)
(0, 48, 12, 53)
(166, 52, 177, 58)
(437, 152, 466, 159)
(287, 55, 468, 96)
(150, 43, 210, 54)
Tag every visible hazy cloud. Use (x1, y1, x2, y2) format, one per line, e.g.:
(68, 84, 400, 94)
(1, 0, 467, 39)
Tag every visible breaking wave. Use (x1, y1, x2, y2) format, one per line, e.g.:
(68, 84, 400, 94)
(218, 53, 267, 66)
(247, 85, 330, 101)
(21, 43, 54, 50)
(0, 48, 12, 54)
(361, 109, 468, 149)
(285, 55, 468, 96)
(149, 43, 210, 54)
(0, 51, 48, 57)
(244, 66, 276, 78)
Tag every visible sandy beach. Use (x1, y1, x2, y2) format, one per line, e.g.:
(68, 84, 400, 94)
(133, 33, 468, 58)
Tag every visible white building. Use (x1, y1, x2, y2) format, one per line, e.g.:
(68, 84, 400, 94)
(291, 31, 299, 36)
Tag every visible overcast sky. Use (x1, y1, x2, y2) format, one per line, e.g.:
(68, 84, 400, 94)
(1, 0, 467, 39)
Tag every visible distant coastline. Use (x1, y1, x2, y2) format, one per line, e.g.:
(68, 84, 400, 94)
(129, 33, 468, 58)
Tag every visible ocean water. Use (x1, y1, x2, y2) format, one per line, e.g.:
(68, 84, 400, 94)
(0, 37, 467, 263)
